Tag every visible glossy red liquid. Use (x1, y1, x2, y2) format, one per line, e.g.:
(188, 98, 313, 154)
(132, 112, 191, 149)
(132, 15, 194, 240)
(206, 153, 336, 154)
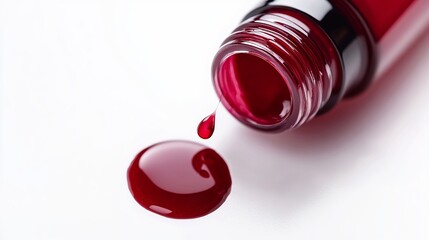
(127, 140, 231, 219)
(197, 112, 216, 139)
(221, 54, 292, 126)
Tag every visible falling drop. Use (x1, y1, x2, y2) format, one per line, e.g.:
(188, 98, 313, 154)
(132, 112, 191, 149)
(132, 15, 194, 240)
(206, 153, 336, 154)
(198, 112, 216, 139)
(198, 101, 221, 139)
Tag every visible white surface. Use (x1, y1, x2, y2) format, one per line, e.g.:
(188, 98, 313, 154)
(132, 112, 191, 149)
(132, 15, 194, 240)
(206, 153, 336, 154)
(1, 1, 429, 239)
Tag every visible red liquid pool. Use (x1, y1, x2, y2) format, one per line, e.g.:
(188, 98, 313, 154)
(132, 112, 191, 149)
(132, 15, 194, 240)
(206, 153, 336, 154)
(127, 140, 231, 219)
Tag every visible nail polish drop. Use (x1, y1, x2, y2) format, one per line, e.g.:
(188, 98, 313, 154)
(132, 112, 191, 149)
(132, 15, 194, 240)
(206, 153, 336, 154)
(127, 140, 232, 219)
(198, 102, 220, 139)
(197, 112, 216, 139)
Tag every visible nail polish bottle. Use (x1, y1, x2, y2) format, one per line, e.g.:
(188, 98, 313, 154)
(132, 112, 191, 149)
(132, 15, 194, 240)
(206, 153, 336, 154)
(212, 0, 429, 131)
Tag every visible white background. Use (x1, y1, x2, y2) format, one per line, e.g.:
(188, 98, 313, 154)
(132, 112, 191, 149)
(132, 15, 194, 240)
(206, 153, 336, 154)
(1, 0, 429, 239)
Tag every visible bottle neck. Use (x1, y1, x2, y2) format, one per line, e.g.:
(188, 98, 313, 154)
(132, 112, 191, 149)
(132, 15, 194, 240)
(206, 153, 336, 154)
(212, 7, 342, 131)
(243, 0, 376, 101)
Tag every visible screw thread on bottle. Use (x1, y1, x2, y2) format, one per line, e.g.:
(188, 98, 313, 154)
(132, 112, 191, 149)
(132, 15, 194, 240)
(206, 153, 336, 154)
(213, 8, 342, 131)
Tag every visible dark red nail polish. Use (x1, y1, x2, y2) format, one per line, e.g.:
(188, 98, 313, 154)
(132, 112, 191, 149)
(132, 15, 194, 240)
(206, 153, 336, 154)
(127, 141, 231, 219)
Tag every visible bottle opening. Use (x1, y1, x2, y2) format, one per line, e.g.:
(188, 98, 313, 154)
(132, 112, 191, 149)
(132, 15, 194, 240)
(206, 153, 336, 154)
(213, 7, 343, 131)
(218, 53, 292, 127)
